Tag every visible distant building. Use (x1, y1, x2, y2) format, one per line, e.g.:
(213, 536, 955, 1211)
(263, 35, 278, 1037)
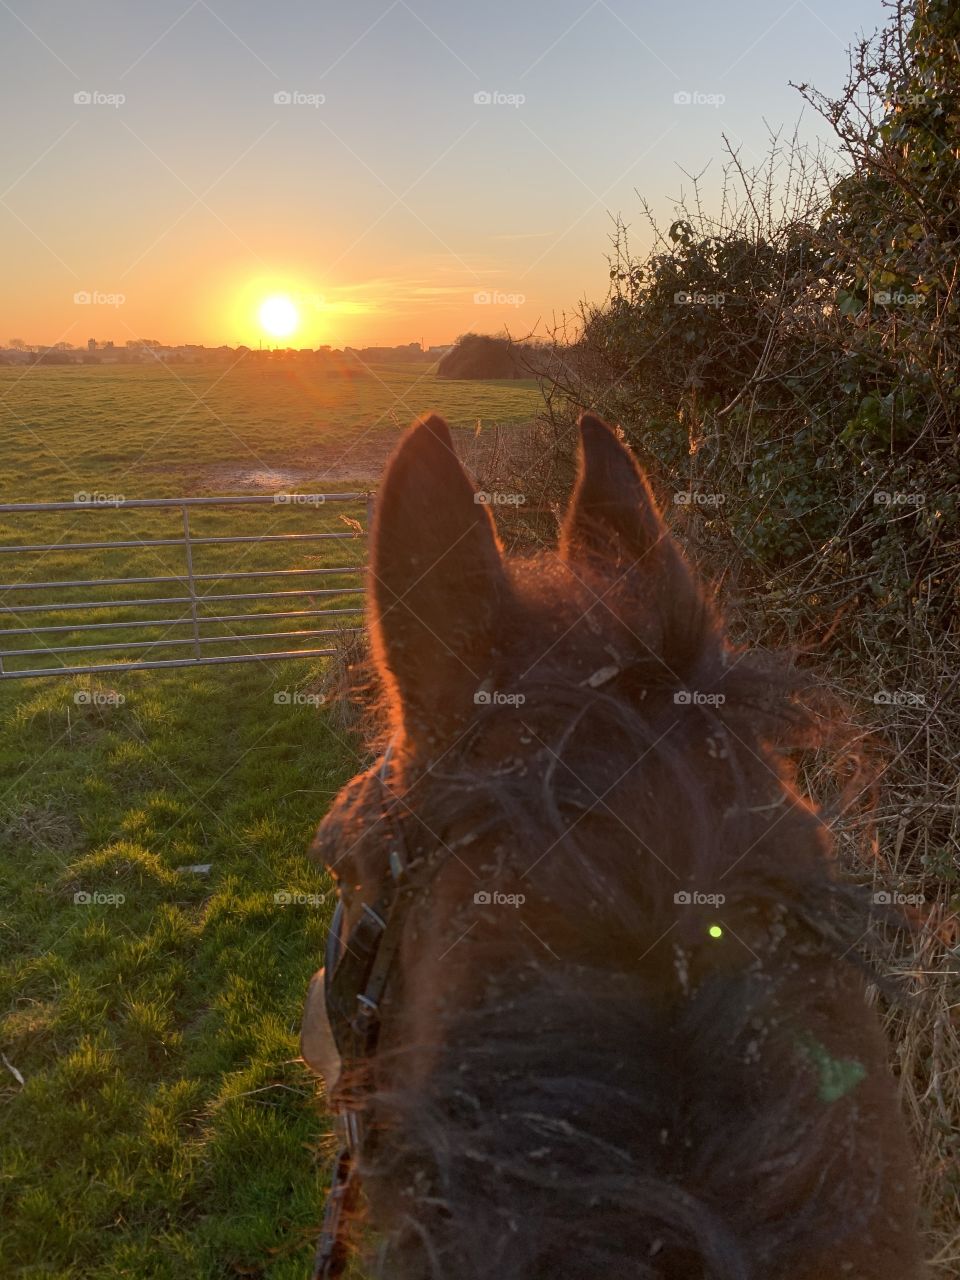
(87, 338, 97, 352)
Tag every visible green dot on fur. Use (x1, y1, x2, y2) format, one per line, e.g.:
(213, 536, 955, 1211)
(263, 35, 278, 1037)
(797, 1034, 867, 1103)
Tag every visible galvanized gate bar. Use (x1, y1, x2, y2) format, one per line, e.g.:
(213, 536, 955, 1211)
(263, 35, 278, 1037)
(0, 607, 361, 638)
(0, 532, 358, 554)
(1, 586, 363, 614)
(181, 506, 202, 660)
(0, 627, 363, 658)
(8, 650, 349, 679)
(0, 566, 363, 592)
(0, 494, 366, 513)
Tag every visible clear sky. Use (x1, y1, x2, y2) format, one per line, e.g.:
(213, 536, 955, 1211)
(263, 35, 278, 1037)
(0, 0, 885, 349)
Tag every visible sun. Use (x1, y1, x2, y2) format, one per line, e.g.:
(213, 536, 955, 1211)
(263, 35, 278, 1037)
(258, 294, 299, 339)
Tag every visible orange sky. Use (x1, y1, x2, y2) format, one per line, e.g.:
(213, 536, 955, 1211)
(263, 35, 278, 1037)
(0, 0, 882, 349)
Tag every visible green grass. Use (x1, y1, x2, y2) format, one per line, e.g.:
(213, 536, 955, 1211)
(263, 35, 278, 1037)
(0, 361, 543, 499)
(0, 663, 361, 1279)
(0, 363, 543, 1277)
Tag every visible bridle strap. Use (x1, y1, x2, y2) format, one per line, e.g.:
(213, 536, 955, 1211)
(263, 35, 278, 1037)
(311, 742, 413, 1279)
(324, 898, 391, 1062)
(310, 1143, 357, 1279)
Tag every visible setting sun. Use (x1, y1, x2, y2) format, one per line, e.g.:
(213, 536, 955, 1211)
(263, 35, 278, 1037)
(258, 295, 299, 339)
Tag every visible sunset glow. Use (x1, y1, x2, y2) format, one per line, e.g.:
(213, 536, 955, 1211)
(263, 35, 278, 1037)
(0, 3, 872, 349)
(258, 295, 299, 340)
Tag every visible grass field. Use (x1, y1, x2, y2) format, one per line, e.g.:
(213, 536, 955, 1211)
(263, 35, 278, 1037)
(0, 362, 543, 1279)
(1, 360, 543, 499)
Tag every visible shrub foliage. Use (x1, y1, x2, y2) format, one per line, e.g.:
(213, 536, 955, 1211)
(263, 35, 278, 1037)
(535, 7, 959, 1256)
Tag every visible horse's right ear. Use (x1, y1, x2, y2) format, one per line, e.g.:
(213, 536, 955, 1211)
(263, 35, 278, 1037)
(561, 414, 673, 566)
(561, 413, 702, 622)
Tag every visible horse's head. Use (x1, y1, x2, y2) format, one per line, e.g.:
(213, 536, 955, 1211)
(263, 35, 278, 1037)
(304, 413, 921, 1280)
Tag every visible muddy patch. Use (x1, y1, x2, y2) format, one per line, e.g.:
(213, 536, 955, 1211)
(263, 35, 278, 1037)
(174, 422, 541, 496)
(174, 439, 393, 495)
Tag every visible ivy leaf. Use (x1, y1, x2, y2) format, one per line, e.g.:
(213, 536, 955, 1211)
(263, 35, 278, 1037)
(837, 289, 864, 316)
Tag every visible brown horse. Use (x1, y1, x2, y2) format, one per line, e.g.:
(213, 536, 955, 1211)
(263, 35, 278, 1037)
(302, 412, 922, 1279)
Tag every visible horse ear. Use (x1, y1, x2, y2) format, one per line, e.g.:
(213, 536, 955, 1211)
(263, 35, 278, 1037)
(561, 413, 674, 566)
(370, 414, 505, 750)
(561, 413, 702, 624)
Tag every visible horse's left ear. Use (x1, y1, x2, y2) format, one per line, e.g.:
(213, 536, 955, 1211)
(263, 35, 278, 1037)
(370, 414, 506, 751)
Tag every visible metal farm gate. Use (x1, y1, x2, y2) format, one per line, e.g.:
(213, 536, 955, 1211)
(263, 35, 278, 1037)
(0, 493, 370, 680)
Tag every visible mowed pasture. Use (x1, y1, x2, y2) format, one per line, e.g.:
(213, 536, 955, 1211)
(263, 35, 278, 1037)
(0, 363, 543, 1279)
